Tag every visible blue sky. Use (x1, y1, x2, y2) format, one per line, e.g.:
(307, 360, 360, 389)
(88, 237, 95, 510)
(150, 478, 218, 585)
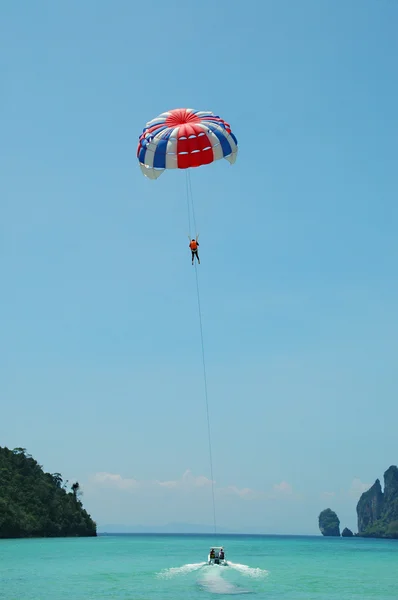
(1, 0, 397, 535)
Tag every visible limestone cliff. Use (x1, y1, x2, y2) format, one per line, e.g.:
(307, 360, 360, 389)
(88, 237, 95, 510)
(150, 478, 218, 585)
(318, 508, 340, 536)
(356, 479, 384, 533)
(357, 465, 398, 539)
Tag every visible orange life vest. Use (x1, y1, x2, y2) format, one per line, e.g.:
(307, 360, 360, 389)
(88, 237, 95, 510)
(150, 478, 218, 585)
(190, 240, 198, 251)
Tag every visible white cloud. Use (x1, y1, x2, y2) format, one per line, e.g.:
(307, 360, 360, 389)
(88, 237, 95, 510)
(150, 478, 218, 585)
(272, 481, 293, 495)
(156, 479, 179, 489)
(89, 470, 296, 503)
(218, 480, 298, 501)
(321, 491, 336, 498)
(219, 485, 258, 499)
(90, 469, 213, 493)
(318, 479, 372, 501)
(156, 470, 213, 490)
(349, 478, 371, 498)
(92, 472, 139, 490)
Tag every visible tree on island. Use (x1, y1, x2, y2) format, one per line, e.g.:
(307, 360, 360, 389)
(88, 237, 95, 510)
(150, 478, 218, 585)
(71, 482, 82, 502)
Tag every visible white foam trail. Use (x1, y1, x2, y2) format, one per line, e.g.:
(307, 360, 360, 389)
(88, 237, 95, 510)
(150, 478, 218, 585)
(227, 561, 269, 579)
(198, 565, 251, 595)
(157, 562, 206, 578)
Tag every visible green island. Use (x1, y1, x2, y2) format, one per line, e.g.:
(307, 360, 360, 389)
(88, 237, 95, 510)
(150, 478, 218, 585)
(319, 464, 398, 539)
(318, 508, 340, 536)
(0, 446, 96, 539)
(356, 465, 398, 538)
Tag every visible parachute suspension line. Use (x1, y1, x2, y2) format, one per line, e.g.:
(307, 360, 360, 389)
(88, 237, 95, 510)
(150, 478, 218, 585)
(187, 170, 198, 237)
(185, 170, 193, 239)
(185, 170, 217, 540)
(194, 263, 217, 539)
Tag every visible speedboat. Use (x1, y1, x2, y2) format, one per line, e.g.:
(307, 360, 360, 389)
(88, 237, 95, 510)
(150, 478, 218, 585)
(207, 546, 227, 566)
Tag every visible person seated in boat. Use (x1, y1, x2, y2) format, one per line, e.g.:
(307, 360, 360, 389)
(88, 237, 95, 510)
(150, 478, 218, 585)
(219, 548, 225, 560)
(210, 548, 215, 559)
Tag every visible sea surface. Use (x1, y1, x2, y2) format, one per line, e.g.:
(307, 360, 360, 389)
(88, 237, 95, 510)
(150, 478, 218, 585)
(0, 534, 397, 599)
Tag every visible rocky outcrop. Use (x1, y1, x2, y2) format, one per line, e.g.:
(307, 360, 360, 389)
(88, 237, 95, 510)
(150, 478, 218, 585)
(357, 465, 398, 539)
(356, 479, 384, 533)
(319, 508, 340, 536)
(341, 527, 354, 537)
(384, 466, 398, 507)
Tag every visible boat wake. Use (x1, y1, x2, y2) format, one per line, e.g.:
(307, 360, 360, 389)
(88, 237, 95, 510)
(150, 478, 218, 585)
(197, 566, 252, 595)
(227, 561, 269, 579)
(158, 560, 268, 595)
(157, 562, 206, 578)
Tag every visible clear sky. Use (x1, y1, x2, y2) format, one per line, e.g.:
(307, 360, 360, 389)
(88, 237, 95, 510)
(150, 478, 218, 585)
(2, 0, 397, 535)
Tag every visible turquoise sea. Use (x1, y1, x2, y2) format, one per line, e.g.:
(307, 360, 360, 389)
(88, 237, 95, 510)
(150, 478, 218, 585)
(1, 534, 397, 599)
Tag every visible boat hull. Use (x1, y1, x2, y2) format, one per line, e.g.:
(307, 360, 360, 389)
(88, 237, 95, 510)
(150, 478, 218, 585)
(207, 555, 227, 566)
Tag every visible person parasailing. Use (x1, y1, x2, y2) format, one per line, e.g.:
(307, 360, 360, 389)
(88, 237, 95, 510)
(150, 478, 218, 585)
(137, 108, 238, 546)
(189, 235, 200, 265)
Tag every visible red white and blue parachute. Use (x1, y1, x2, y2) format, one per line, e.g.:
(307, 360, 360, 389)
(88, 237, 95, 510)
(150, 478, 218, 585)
(137, 108, 238, 179)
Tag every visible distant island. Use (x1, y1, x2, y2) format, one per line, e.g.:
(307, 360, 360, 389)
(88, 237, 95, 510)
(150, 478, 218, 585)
(318, 464, 398, 539)
(318, 508, 340, 536)
(0, 446, 96, 539)
(97, 523, 235, 534)
(356, 465, 398, 538)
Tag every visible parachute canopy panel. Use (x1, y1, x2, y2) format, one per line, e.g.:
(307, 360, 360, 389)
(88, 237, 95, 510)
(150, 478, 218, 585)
(137, 108, 238, 180)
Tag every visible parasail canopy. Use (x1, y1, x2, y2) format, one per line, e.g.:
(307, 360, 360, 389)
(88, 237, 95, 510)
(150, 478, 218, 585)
(137, 108, 238, 179)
